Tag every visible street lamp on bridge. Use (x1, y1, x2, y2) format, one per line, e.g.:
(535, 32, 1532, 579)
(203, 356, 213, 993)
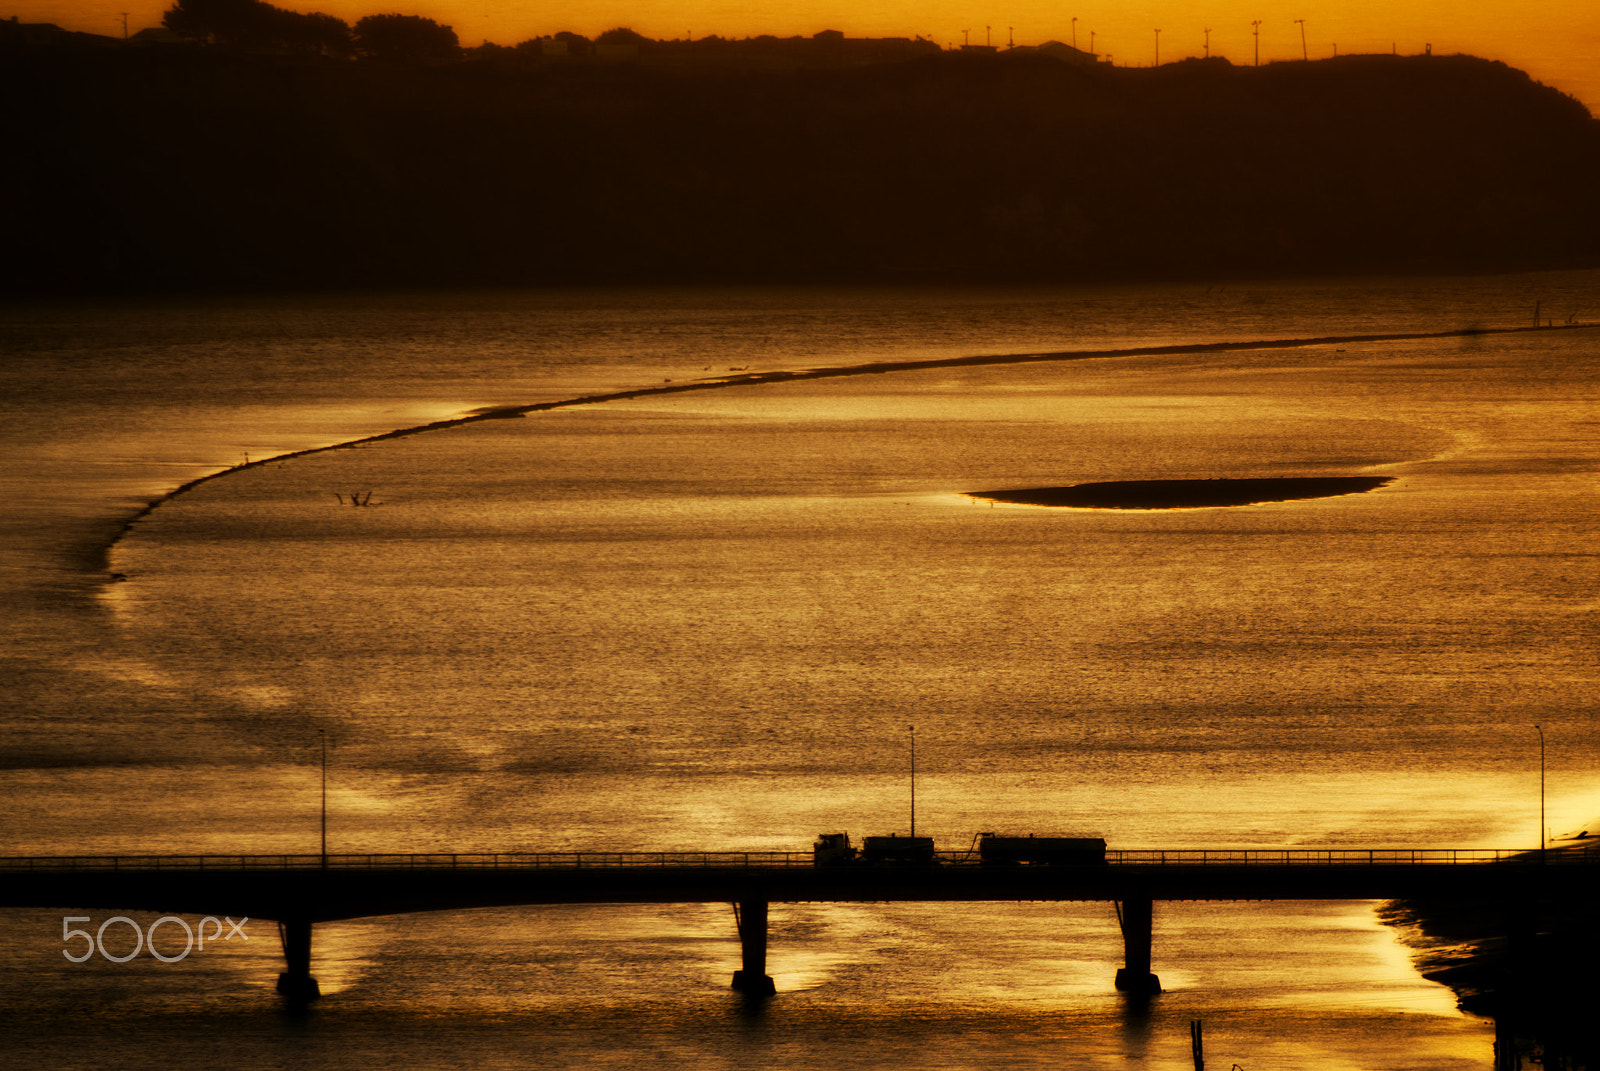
(1536, 724, 1546, 862)
(320, 729, 328, 870)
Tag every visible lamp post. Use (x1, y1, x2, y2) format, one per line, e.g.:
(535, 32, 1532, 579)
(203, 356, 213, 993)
(320, 729, 328, 870)
(909, 725, 917, 840)
(1536, 724, 1545, 862)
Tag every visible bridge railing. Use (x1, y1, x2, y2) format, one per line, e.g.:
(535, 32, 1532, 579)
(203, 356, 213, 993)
(2, 845, 1597, 872)
(1099, 848, 1593, 866)
(0, 852, 819, 871)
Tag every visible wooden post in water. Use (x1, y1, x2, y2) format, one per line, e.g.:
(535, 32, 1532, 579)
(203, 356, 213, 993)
(1190, 1019, 1205, 1070)
(1114, 897, 1162, 995)
(275, 917, 321, 1002)
(731, 901, 776, 996)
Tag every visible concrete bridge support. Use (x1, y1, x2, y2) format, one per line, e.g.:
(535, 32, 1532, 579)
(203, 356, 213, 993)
(275, 917, 322, 1003)
(731, 900, 776, 997)
(1114, 897, 1161, 995)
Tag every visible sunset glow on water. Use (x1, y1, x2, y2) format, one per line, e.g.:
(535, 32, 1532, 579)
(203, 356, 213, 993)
(4, 274, 1599, 1066)
(9, 0, 1600, 1038)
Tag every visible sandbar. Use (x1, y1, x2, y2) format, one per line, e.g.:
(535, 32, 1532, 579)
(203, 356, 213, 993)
(968, 476, 1393, 510)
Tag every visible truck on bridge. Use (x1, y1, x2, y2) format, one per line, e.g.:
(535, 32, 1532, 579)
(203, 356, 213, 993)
(812, 832, 1107, 866)
(812, 832, 936, 865)
(976, 833, 1108, 866)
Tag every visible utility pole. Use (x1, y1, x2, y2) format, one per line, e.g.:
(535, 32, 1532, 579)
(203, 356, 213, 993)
(1251, 20, 1262, 66)
(319, 729, 328, 870)
(1071, 16, 1077, 49)
(1536, 724, 1546, 862)
(1154, 28, 1160, 66)
(1203, 27, 1211, 58)
(119, 11, 128, 39)
(1089, 30, 1095, 55)
(1295, 18, 1306, 60)
(909, 725, 917, 841)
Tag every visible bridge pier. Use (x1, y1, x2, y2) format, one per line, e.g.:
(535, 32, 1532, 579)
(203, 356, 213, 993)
(1114, 897, 1161, 996)
(275, 917, 322, 1003)
(731, 900, 776, 997)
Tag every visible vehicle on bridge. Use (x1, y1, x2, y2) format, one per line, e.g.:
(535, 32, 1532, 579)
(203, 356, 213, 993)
(813, 832, 937, 866)
(813, 832, 856, 865)
(976, 833, 1107, 866)
(813, 831, 1107, 866)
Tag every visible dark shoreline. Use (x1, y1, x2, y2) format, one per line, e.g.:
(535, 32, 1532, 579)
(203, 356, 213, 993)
(1387, 895, 1600, 1069)
(968, 476, 1394, 509)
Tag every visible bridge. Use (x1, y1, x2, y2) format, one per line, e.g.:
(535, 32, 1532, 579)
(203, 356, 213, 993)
(5, 846, 1594, 1002)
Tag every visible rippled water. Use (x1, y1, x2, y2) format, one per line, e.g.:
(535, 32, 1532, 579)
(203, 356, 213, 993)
(4, 272, 1599, 1069)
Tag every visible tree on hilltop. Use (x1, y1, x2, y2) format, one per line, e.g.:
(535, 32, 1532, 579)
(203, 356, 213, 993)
(162, 0, 256, 44)
(595, 27, 649, 45)
(551, 31, 590, 55)
(353, 13, 459, 62)
(162, 0, 351, 54)
(295, 10, 352, 56)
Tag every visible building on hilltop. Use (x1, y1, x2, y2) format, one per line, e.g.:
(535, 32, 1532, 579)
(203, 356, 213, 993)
(1, 16, 118, 48)
(1012, 40, 1102, 65)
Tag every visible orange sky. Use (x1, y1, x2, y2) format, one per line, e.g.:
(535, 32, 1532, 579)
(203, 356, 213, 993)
(15, 0, 1600, 111)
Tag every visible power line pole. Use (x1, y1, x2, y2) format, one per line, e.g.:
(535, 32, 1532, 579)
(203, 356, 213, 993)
(1251, 20, 1262, 66)
(319, 729, 328, 870)
(1536, 724, 1546, 863)
(1071, 16, 1077, 49)
(1203, 27, 1211, 58)
(1295, 18, 1307, 60)
(1153, 28, 1160, 66)
(909, 725, 917, 841)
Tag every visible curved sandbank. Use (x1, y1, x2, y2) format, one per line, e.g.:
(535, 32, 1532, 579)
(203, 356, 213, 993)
(968, 476, 1394, 510)
(101, 319, 1594, 566)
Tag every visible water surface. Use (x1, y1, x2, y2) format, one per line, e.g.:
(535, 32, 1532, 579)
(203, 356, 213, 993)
(4, 272, 1599, 1068)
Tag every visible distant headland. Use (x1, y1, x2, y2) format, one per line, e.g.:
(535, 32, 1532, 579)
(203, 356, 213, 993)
(968, 477, 1394, 509)
(4, 20, 1599, 294)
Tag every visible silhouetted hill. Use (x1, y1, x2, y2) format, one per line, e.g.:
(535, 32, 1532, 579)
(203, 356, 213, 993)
(4, 43, 1598, 293)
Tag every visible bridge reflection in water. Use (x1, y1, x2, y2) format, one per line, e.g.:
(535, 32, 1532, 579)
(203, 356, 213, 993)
(5, 847, 1593, 1003)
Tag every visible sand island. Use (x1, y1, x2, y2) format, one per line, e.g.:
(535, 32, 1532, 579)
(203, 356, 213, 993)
(968, 476, 1393, 510)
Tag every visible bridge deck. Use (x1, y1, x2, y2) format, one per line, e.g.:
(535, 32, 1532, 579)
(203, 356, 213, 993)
(2, 846, 1590, 871)
(2, 848, 1594, 923)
